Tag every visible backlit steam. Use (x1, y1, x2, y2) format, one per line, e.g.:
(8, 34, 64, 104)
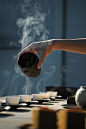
(36, 66, 57, 92)
(15, 0, 51, 94)
(3, 0, 57, 95)
(0, 70, 11, 96)
(16, 2, 49, 50)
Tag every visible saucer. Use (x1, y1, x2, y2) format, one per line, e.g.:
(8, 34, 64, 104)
(4, 105, 19, 110)
(19, 101, 38, 106)
(37, 99, 50, 104)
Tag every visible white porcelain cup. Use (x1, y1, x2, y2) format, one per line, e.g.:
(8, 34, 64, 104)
(5, 96, 20, 105)
(39, 92, 50, 99)
(32, 94, 44, 100)
(19, 95, 32, 102)
(0, 100, 1, 107)
(47, 91, 57, 97)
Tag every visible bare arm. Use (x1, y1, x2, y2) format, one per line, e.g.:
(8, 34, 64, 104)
(18, 38, 86, 69)
(52, 38, 86, 54)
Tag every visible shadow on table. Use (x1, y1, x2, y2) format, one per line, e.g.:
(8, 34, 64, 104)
(19, 124, 33, 129)
(32, 103, 54, 105)
(0, 113, 14, 117)
(48, 101, 59, 103)
(55, 99, 66, 101)
(61, 104, 78, 109)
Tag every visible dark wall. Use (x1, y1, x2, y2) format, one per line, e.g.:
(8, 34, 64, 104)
(0, 0, 63, 96)
(0, 0, 86, 97)
(65, 0, 86, 88)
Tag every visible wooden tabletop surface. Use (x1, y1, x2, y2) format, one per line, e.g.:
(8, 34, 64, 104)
(0, 96, 82, 129)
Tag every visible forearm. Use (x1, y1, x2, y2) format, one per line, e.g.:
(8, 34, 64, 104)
(51, 38, 86, 54)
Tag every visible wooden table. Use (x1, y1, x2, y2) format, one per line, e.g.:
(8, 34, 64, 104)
(0, 96, 82, 129)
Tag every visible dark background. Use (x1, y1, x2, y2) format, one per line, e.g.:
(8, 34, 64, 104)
(0, 0, 86, 96)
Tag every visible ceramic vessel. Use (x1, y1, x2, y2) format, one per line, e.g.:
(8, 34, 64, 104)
(32, 94, 44, 100)
(0, 100, 1, 107)
(47, 91, 57, 97)
(5, 96, 20, 105)
(19, 95, 32, 102)
(39, 92, 50, 99)
(75, 86, 86, 109)
(18, 52, 41, 78)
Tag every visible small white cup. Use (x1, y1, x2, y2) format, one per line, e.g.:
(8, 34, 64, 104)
(32, 94, 44, 100)
(47, 91, 57, 97)
(5, 96, 20, 105)
(0, 100, 1, 107)
(39, 92, 50, 99)
(19, 95, 32, 102)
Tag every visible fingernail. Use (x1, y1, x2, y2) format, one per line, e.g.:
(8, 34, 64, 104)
(37, 64, 41, 69)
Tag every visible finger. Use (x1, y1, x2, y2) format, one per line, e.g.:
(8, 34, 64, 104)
(37, 59, 44, 69)
(30, 49, 38, 54)
(37, 48, 49, 69)
(37, 53, 45, 69)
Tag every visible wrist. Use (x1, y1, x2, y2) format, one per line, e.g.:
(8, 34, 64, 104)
(50, 39, 59, 51)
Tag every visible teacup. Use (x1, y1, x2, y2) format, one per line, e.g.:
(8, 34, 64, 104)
(39, 92, 50, 99)
(19, 95, 32, 102)
(0, 100, 1, 107)
(47, 91, 57, 97)
(5, 96, 20, 105)
(32, 94, 44, 100)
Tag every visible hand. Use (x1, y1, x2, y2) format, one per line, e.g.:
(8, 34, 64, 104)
(18, 40, 53, 69)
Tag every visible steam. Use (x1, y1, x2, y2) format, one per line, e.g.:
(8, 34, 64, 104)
(68, 59, 78, 63)
(10, 41, 20, 48)
(16, 1, 49, 50)
(1, 0, 71, 96)
(0, 70, 11, 96)
(0, 0, 76, 96)
(62, 66, 71, 73)
(36, 65, 57, 92)
(12, 0, 53, 94)
(2, 0, 57, 95)
(59, 66, 71, 82)
(21, 76, 34, 94)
